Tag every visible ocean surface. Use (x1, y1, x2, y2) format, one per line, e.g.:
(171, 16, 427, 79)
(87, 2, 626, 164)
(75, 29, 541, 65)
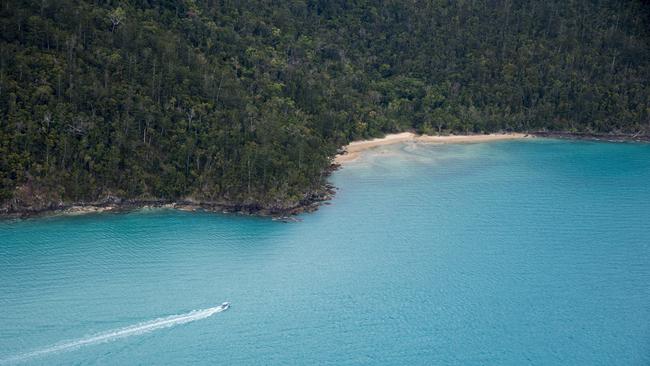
(1, 139, 649, 365)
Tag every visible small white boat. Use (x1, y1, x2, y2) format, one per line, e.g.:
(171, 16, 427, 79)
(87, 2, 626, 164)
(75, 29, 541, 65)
(220, 302, 230, 311)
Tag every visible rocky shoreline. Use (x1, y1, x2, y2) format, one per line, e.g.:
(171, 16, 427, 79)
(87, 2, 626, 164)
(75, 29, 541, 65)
(0, 185, 337, 220)
(531, 131, 650, 143)
(0, 166, 339, 221)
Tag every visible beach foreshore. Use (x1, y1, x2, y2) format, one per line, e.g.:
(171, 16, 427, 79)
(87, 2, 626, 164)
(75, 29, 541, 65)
(335, 132, 529, 164)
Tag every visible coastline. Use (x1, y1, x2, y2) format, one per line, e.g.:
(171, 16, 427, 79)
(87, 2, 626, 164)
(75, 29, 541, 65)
(3, 131, 647, 220)
(0, 175, 337, 221)
(0, 189, 335, 221)
(335, 132, 529, 164)
(531, 131, 650, 143)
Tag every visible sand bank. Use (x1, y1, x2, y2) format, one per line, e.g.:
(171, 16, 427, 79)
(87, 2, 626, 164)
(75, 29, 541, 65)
(335, 132, 529, 164)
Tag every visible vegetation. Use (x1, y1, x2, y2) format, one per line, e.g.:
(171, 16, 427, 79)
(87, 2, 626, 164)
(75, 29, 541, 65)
(1, 0, 649, 211)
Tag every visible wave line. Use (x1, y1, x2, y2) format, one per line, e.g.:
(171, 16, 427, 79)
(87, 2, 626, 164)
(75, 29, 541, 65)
(2, 304, 228, 364)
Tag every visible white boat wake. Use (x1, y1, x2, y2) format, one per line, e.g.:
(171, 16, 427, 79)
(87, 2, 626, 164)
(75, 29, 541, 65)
(1, 303, 229, 364)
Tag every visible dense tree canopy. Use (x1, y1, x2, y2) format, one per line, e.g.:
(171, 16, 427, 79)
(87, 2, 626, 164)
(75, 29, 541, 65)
(1, 0, 649, 210)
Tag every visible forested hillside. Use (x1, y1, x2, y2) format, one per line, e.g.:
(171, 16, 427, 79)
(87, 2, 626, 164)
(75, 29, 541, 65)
(1, 0, 649, 213)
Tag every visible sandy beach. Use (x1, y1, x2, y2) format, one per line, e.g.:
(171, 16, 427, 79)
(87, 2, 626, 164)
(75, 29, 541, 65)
(335, 132, 529, 164)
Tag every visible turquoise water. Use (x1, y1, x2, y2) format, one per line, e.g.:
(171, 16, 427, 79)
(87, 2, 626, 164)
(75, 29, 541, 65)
(1, 139, 649, 365)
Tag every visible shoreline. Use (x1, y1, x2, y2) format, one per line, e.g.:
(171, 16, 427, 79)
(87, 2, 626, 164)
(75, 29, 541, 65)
(3, 131, 647, 220)
(335, 132, 529, 164)
(334, 131, 650, 164)
(531, 131, 650, 143)
(0, 191, 335, 221)
(0, 176, 338, 221)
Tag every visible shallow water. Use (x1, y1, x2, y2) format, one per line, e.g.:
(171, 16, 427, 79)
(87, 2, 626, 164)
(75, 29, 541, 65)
(1, 139, 649, 365)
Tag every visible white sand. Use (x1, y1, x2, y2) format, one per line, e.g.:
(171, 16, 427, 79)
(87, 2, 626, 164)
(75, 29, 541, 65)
(335, 132, 529, 164)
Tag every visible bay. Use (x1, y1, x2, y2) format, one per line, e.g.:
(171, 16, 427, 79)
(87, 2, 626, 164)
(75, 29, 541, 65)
(1, 139, 649, 365)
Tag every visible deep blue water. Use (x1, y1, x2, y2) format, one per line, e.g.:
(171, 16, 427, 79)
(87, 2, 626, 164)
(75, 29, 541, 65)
(1, 139, 649, 365)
